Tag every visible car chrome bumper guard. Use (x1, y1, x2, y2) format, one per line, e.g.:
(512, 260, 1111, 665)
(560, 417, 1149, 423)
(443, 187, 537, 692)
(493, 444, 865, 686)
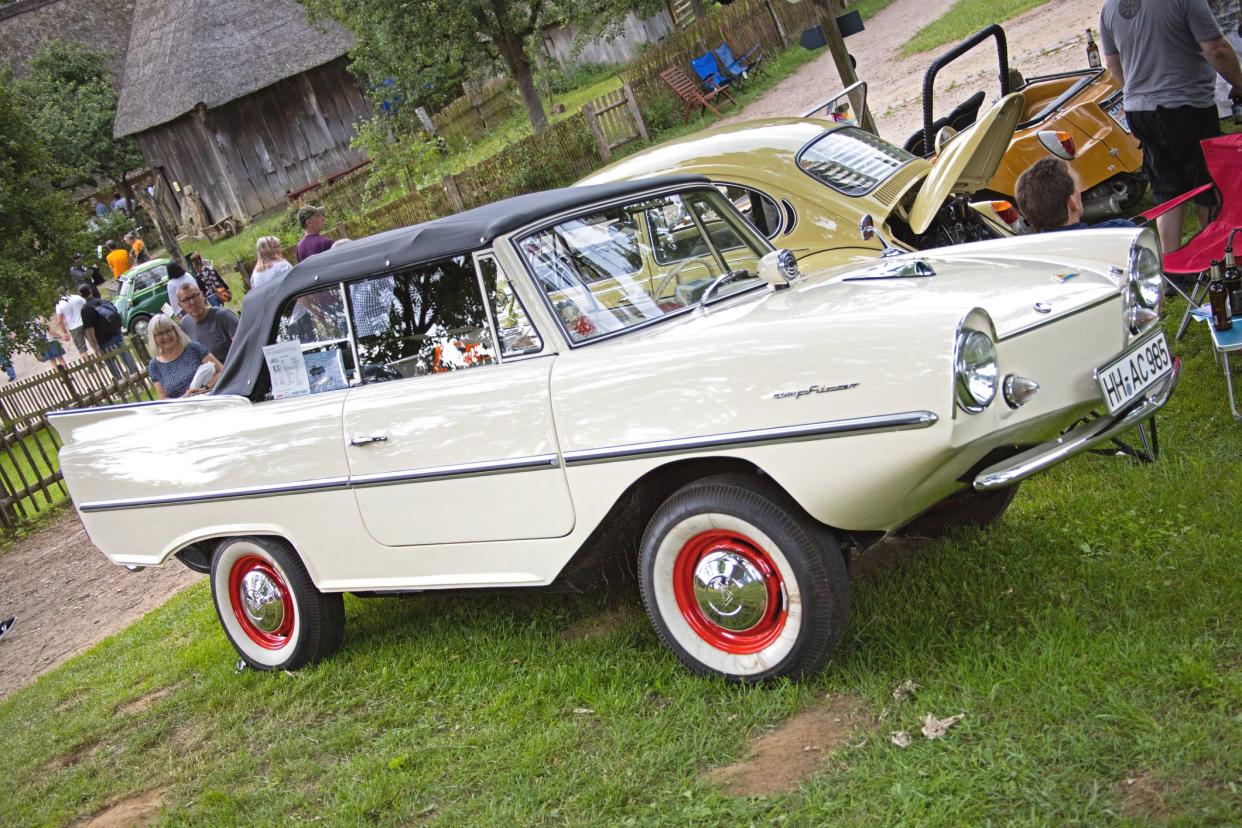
(973, 356, 1181, 491)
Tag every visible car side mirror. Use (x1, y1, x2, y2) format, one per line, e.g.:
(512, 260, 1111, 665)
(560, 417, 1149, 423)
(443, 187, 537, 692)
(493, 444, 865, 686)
(859, 214, 903, 257)
(860, 214, 877, 242)
(758, 249, 800, 289)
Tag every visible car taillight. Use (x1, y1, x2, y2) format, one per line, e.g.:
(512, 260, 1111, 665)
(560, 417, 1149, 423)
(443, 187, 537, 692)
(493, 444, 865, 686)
(991, 200, 1020, 225)
(1037, 130, 1077, 160)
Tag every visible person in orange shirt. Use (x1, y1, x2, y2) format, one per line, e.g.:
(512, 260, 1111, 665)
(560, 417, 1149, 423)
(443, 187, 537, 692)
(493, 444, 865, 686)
(104, 240, 130, 279)
(124, 232, 148, 264)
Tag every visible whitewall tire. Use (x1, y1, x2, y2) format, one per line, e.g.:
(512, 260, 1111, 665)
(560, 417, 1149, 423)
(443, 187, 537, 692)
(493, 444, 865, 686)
(639, 474, 849, 681)
(210, 536, 344, 671)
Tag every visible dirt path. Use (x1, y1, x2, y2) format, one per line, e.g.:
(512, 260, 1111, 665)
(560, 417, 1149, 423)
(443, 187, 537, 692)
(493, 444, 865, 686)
(723, 0, 1107, 145)
(0, 509, 200, 700)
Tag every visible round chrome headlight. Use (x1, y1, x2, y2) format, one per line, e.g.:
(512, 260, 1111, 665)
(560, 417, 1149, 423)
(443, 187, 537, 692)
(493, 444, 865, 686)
(1130, 242, 1163, 309)
(954, 329, 998, 413)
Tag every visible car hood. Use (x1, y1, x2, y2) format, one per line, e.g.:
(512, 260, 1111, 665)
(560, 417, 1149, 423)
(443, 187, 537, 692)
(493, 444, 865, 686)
(906, 92, 1025, 234)
(789, 230, 1126, 339)
(617, 228, 1134, 353)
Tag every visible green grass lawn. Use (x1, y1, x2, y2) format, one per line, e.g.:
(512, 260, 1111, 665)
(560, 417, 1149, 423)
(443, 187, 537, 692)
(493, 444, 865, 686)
(2, 305, 1239, 824)
(903, 0, 1055, 56)
(853, 0, 903, 19)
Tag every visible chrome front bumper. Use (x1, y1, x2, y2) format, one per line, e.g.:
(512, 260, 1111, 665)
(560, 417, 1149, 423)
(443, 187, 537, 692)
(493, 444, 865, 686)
(973, 357, 1181, 491)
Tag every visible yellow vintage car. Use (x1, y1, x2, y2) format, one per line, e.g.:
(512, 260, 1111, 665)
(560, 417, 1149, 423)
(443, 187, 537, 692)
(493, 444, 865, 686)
(579, 100, 1025, 272)
(906, 25, 1145, 217)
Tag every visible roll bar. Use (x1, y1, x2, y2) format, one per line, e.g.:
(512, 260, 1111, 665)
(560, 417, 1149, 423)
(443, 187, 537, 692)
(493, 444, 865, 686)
(922, 24, 1010, 157)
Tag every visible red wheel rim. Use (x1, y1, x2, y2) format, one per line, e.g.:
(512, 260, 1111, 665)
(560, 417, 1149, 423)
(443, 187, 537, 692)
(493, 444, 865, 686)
(671, 529, 787, 654)
(228, 554, 295, 649)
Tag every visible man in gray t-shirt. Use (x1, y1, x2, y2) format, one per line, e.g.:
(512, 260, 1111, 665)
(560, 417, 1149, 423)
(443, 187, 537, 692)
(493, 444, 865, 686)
(1101, 0, 1242, 253)
(176, 282, 239, 364)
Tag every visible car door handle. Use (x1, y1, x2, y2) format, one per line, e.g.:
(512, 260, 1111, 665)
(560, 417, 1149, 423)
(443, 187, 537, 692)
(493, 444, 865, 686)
(349, 434, 388, 446)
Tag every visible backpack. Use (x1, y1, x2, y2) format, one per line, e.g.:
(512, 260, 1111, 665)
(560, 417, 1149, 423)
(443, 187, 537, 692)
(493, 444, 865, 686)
(89, 298, 123, 339)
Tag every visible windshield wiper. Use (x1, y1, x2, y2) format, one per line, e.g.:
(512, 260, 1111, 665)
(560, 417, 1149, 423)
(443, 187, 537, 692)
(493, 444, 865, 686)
(699, 269, 755, 306)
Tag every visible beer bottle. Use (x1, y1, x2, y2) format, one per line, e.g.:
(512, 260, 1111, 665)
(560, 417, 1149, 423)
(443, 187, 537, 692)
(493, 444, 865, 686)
(1209, 259, 1232, 331)
(1086, 29, 1101, 69)
(1225, 228, 1242, 315)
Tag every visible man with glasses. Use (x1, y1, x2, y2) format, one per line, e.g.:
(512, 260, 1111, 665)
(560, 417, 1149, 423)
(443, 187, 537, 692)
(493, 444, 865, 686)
(177, 282, 239, 364)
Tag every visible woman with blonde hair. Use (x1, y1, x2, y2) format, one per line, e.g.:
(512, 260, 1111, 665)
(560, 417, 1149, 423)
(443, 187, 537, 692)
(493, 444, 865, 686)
(250, 236, 292, 289)
(146, 314, 222, 399)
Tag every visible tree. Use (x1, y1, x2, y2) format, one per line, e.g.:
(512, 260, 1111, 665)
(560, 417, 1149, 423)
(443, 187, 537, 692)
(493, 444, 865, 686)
(0, 73, 91, 351)
(302, 0, 641, 135)
(15, 41, 144, 198)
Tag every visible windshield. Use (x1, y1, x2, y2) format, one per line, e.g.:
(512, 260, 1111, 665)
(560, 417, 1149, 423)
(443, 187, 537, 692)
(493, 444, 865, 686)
(797, 127, 914, 196)
(518, 189, 768, 344)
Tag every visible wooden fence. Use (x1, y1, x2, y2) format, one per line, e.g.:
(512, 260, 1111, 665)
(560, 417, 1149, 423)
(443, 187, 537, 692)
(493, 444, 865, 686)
(621, 0, 820, 118)
(0, 337, 154, 530)
(583, 82, 649, 161)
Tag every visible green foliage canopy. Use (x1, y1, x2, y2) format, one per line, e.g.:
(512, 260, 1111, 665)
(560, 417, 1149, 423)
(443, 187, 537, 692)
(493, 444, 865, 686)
(301, 0, 643, 135)
(15, 41, 144, 189)
(0, 74, 91, 351)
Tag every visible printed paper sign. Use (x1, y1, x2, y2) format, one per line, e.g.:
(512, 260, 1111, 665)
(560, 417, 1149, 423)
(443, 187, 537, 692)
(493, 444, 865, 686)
(262, 341, 310, 399)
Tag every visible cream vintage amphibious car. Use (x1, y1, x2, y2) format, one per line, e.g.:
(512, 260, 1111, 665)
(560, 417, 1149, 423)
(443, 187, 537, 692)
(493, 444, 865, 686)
(50, 176, 1178, 681)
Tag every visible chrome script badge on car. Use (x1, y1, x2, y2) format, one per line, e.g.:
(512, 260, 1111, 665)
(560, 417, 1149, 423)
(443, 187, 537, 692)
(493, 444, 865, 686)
(770, 382, 859, 400)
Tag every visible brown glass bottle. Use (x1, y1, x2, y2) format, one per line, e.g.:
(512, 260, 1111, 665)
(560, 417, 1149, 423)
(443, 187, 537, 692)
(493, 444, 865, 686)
(1225, 229, 1242, 315)
(1209, 259, 1232, 331)
(1086, 29, 1101, 69)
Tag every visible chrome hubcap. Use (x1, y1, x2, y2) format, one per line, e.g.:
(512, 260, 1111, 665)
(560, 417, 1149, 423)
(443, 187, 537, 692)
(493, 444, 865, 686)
(691, 550, 769, 631)
(240, 570, 286, 634)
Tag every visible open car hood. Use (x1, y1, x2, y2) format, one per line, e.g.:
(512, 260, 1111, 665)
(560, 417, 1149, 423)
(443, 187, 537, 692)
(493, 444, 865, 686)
(907, 92, 1024, 235)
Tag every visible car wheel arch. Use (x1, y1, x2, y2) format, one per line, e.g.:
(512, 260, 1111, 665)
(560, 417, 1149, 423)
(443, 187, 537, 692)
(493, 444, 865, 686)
(552, 456, 847, 592)
(166, 531, 321, 583)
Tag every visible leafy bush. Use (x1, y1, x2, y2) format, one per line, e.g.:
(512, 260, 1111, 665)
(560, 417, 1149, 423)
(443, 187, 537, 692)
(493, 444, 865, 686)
(351, 113, 445, 199)
(640, 88, 681, 136)
(86, 209, 137, 253)
(539, 61, 617, 95)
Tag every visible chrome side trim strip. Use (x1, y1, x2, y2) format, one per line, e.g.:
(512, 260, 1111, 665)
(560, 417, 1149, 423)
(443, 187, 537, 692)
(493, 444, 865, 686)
(998, 293, 1118, 341)
(563, 411, 938, 466)
(79, 476, 352, 513)
(78, 454, 562, 512)
(349, 454, 560, 488)
(48, 395, 253, 418)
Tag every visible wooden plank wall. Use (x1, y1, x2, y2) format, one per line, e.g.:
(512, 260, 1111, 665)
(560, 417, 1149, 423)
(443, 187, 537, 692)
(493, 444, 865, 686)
(136, 57, 370, 223)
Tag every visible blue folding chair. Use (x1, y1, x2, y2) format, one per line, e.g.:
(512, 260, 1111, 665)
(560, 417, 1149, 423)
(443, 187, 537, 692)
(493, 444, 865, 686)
(690, 51, 732, 93)
(715, 41, 765, 82)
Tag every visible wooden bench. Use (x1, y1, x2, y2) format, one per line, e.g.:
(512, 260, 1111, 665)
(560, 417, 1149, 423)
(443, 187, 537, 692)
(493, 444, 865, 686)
(659, 66, 735, 123)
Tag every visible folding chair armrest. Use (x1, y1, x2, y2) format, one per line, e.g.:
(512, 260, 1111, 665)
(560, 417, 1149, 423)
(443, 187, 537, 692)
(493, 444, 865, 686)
(1138, 183, 1215, 221)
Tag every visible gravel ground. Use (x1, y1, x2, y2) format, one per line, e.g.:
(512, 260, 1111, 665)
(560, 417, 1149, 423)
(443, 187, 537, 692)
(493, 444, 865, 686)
(0, 510, 200, 700)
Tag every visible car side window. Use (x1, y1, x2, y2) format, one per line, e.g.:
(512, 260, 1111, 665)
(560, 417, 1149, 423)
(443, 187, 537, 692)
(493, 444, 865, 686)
(347, 254, 496, 382)
(133, 266, 167, 292)
(717, 185, 783, 238)
(647, 198, 747, 264)
(272, 284, 357, 393)
(477, 255, 542, 358)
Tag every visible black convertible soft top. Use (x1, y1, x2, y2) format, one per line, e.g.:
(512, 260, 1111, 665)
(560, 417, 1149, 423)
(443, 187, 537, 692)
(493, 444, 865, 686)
(215, 175, 708, 397)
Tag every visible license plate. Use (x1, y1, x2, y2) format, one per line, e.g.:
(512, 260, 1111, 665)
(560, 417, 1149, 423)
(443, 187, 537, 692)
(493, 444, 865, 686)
(1106, 100, 1131, 133)
(1095, 332, 1173, 414)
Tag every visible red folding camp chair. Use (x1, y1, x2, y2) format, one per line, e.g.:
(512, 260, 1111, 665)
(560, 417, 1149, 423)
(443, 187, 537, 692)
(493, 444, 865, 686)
(1138, 132, 1242, 340)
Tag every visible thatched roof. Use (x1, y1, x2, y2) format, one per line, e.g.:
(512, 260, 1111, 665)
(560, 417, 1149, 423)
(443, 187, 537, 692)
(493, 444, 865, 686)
(114, 0, 354, 137)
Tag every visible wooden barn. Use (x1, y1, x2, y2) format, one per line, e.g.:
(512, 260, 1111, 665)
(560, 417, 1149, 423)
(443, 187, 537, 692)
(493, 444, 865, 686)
(114, 0, 370, 225)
